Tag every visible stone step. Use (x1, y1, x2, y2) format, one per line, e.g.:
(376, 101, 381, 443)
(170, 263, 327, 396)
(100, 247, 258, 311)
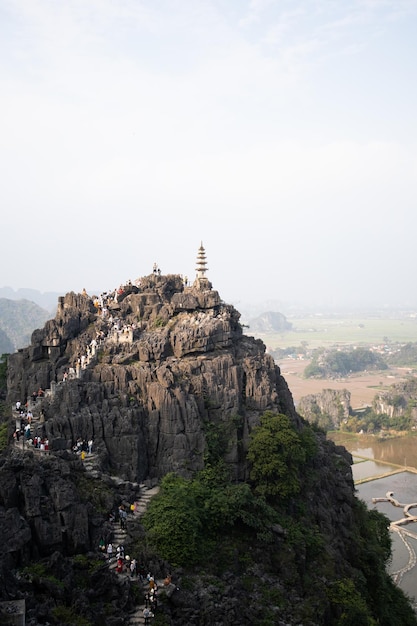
(129, 615, 145, 626)
(99, 484, 160, 625)
(112, 536, 127, 544)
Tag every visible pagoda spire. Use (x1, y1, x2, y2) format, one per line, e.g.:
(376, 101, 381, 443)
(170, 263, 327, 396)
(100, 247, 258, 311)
(193, 242, 212, 291)
(195, 241, 208, 279)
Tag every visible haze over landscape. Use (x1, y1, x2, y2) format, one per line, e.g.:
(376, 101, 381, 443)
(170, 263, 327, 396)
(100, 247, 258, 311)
(1, 1, 417, 310)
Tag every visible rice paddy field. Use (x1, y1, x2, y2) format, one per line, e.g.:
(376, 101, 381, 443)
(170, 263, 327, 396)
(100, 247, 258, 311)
(244, 313, 417, 409)
(250, 315, 417, 351)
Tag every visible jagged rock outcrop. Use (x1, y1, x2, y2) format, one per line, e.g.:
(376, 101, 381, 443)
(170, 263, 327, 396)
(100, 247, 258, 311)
(7, 274, 298, 482)
(298, 388, 351, 429)
(0, 452, 93, 562)
(0, 449, 143, 625)
(2, 269, 417, 625)
(373, 377, 417, 422)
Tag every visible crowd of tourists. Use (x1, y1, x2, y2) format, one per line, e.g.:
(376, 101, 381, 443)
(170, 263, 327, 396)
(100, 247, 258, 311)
(99, 504, 175, 624)
(72, 437, 94, 459)
(12, 400, 49, 450)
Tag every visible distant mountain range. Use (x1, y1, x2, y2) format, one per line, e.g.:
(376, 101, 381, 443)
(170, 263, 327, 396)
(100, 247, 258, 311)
(0, 286, 61, 312)
(0, 291, 54, 353)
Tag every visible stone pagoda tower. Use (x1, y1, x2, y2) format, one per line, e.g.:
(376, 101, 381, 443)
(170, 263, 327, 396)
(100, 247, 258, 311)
(193, 242, 212, 291)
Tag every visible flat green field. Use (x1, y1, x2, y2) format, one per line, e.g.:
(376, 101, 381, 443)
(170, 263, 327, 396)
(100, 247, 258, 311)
(249, 316, 417, 350)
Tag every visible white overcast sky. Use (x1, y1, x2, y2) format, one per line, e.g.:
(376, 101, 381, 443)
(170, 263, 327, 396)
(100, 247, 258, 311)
(1, 0, 417, 310)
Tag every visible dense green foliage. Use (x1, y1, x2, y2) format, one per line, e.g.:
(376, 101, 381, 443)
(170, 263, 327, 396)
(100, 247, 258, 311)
(345, 500, 416, 626)
(142, 470, 278, 567)
(269, 342, 309, 360)
(341, 407, 413, 434)
(141, 411, 417, 624)
(304, 347, 387, 379)
(303, 361, 326, 378)
(247, 412, 315, 499)
(387, 342, 417, 367)
(338, 377, 417, 433)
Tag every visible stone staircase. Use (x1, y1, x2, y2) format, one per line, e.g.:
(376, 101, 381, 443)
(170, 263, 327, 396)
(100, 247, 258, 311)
(12, 404, 47, 451)
(76, 445, 163, 624)
(13, 416, 163, 623)
(79, 450, 161, 625)
(105, 484, 162, 625)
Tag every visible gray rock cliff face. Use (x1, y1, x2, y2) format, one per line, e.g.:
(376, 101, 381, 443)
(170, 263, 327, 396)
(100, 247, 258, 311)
(372, 377, 417, 421)
(0, 453, 91, 562)
(298, 388, 351, 429)
(7, 274, 298, 482)
(2, 273, 415, 625)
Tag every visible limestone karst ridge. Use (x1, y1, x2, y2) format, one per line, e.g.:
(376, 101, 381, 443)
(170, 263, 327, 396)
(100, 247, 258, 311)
(6, 271, 298, 483)
(3, 264, 417, 625)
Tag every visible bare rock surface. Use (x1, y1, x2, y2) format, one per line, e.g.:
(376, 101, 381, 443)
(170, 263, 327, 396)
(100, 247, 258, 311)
(7, 274, 298, 483)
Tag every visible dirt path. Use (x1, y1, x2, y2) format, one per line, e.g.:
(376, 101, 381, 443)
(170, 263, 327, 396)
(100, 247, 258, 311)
(277, 358, 411, 409)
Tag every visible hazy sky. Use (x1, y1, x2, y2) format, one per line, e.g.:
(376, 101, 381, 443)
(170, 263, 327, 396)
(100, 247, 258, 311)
(1, 0, 417, 310)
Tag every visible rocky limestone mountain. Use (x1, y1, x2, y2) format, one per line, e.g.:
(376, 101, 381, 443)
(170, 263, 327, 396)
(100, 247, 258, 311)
(0, 327, 13, 358)
(6, 273, 297, 483)
(298, 389, 352, 430)
(2, 263, 416, 625)
(0, 449, 147, 625)
(0, 298, 51, 352)
(247, 310, 292, 333)
(372, 376, 417, 421)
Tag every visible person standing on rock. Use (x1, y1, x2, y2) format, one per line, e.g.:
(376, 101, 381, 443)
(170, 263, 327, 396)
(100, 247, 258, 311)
(150, 588, 157, 612)
(106, 543, 113, 561)
(119, 505, 127, 529)
(88, 439, 93, 454)
(116, 557, 124, 574)
(143, 607, 154, 625)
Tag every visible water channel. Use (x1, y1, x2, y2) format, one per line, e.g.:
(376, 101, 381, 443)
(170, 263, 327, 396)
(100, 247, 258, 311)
(329, 433, 417, 605)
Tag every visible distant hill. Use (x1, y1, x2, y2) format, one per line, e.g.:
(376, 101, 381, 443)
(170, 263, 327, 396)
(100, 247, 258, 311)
(0, 298, 52, 352)
(0, 327, 14, 355)
(0, 286, 61, 313)
(248, 311, 292, 333)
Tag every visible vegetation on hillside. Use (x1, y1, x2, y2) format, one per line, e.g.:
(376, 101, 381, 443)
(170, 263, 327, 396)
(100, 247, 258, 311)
(142, 411, 416, 625)
(268, 342, 309, 360)
(387, 342, 417, 368)
(304, 347, 387, 379)
(335, 376, 417, 434)
(339, 407, 413, 434)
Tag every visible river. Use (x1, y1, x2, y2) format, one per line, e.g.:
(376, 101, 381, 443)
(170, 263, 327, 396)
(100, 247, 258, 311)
(328, 432, 417, 606)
